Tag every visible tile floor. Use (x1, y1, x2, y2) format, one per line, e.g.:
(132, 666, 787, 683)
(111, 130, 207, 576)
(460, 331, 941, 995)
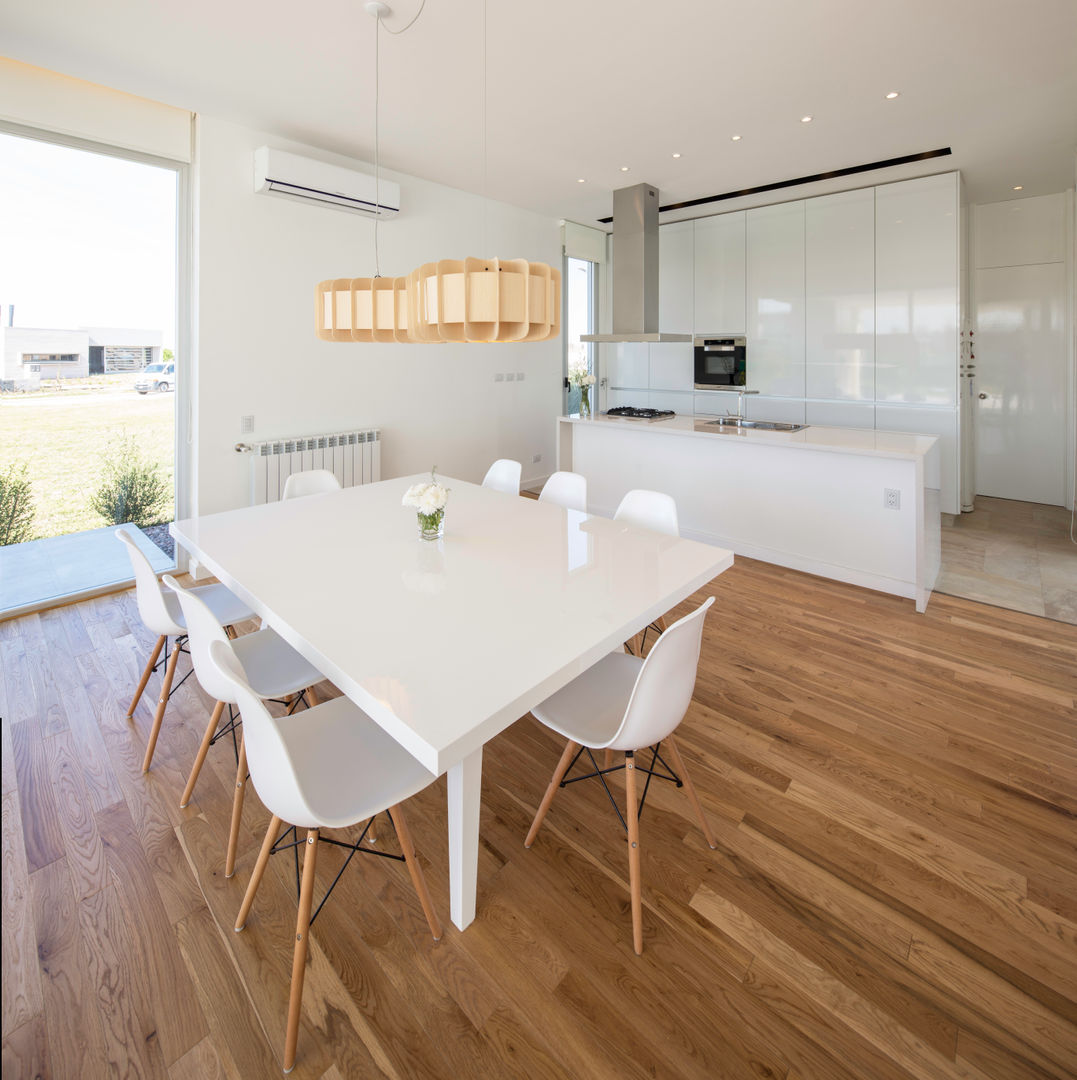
(936, 496, 1077, 625)
(0, 522, 172, 615)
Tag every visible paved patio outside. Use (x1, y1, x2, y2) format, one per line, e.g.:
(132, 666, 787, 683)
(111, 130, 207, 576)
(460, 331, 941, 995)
(0, 523, 172, 615)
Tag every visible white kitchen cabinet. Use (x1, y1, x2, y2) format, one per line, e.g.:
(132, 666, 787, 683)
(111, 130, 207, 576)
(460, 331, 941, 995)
(806, 401, 875, 429)
(658, 219, 694, 333)
(649, 341, 693, 391)
(875, 173, 959, 406)
(693, 211, 746, 333)
(806, 188, 875, 401)
(606, 342, 649, 389)
(747, 201, 805, 397)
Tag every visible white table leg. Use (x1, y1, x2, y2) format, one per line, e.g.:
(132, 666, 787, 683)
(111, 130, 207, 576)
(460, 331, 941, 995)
(447, 746, 483, 931)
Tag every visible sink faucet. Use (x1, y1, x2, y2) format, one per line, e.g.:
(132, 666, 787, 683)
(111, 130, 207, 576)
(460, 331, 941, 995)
(726, 389, 759, 420)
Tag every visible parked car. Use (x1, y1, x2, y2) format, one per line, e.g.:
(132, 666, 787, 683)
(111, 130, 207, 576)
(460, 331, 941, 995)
(135, 362, 175, 393)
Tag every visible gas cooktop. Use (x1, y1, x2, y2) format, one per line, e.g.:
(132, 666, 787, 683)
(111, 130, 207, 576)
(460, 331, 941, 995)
(606, 406, 676, 422)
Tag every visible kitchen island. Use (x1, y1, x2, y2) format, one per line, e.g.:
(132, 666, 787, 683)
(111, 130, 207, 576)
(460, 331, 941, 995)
(558, 413, 941, 612)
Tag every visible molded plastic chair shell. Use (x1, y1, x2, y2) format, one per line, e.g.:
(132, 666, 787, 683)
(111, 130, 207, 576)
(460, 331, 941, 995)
(208, 639, 437, 832)
(281, 469, 342, 501)
(481, 458, 522, 495)
(532, 596, 714, 752)
(614, 489, 679, 538)
(162, 575, 322, 705)
(116, 526, 253, 634)
(538, 471, 587, 512)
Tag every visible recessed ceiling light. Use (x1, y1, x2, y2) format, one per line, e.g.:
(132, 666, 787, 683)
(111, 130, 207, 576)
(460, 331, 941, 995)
(577, 178, 585, 183)
(620, 166, 630, 172)
(731, 134, 742, 141)
(801, 115, 813, 123)
(672, 152, 681, 159)
(1013, 185, 1023, 191)
(885, 91, 900, 99)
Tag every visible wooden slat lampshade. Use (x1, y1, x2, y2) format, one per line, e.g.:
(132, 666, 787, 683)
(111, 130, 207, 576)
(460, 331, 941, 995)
(316, 259, 560, 343)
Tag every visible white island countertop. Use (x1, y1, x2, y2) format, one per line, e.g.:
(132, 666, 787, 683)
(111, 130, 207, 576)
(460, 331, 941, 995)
(560, 413, 938, 461)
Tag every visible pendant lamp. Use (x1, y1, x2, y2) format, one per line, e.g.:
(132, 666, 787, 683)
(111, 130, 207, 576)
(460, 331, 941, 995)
(314, 1, 560, 344)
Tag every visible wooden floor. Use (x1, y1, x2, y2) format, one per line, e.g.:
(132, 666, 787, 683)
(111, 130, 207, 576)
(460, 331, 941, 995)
(2, 558, 1076, 1079)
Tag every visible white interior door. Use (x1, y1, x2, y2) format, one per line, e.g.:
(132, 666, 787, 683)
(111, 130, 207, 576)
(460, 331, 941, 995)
(973, 262, 1067, 505)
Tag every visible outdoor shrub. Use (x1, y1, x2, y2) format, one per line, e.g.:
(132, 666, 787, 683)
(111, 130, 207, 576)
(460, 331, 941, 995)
(0, 462, 36, 545)
(90, 434, 169, 528)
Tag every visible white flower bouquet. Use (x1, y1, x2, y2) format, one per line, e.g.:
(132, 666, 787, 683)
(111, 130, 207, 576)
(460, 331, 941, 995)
(403, 467, 450, 539)
(568, 364, 597, 416)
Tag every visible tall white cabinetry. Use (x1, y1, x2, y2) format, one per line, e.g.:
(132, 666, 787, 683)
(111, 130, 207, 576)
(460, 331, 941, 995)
(875, 173, 959, 405)
(805, 187, 875, 417)
(693, 212, 746, 332)
(746, 201, 805, 398)
(658, 219, 694, 332)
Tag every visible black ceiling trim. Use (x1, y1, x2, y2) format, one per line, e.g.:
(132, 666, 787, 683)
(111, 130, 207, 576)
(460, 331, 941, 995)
(596, 147, 953, 223)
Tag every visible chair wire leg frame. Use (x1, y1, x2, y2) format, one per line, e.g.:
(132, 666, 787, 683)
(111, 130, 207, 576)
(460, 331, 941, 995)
(558, 742, 682, 833)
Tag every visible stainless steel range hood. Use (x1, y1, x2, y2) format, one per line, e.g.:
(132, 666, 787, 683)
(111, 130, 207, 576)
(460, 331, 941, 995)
(581, 182, 691, 343)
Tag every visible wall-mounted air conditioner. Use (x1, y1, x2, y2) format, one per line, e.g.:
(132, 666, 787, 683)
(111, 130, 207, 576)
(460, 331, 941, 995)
(253, 147, 400, 218)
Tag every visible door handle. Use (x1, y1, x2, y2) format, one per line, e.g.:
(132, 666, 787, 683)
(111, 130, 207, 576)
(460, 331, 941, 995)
(978, 393, 987, 399)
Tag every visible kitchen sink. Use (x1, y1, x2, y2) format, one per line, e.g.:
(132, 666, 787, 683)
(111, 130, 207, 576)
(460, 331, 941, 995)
(704, 417, 808, 432)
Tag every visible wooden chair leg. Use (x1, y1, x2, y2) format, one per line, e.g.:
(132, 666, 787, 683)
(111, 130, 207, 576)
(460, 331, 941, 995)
(283, 828, 319, 1074)
(180, 700, 226, 808)
(525, 740, 580, 848)
(225, 734, 248, 878)
(127, 635, 165, 719)
(389, 803, 442, 941)
(624, 751, 644, 956)
(603, 748, 614, 771)
(666, 734, 717, 849)
(142, 639, 182, 772)
(235, 814, 281, 931)
(305, 684, 320, 707)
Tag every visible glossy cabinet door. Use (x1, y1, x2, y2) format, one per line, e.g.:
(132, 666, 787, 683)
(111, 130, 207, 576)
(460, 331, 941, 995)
(649, 342, 693, 391)
(875, 173, 959, 405)
(746, 201, 805, 397)
(745, 396, 806, 424)
(658, 219, 694, 333)
(693, 211, 746, 333)
(805, 401, 875, 429)
(806, 188, 875, 401)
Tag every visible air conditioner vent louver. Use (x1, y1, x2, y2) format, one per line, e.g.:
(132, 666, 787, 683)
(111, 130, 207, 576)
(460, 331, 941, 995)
(254, 147, 400, 219)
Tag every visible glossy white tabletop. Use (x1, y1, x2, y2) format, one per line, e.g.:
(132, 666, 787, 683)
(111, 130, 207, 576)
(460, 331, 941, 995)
(172, 476, 733, 775)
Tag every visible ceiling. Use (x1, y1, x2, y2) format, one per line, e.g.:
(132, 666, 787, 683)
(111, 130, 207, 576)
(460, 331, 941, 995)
(3, 0, 1076, 224)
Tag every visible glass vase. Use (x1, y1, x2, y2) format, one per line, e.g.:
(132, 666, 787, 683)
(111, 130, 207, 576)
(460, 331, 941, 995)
(579, 386, 591, 418)
(417, 509, 444, 541)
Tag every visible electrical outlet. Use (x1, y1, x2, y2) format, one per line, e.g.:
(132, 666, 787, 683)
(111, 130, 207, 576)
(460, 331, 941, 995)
(241, 415, 254, 434)
(532, 453, 542, 464)
(884, 488, 900, 510)
(516, 372, 525, 381)
(505, 372, 516, 381)
(494, 372, 504, 382)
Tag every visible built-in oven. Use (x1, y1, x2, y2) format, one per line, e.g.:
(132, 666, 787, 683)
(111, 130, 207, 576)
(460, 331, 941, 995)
(694, 335, 747, 389)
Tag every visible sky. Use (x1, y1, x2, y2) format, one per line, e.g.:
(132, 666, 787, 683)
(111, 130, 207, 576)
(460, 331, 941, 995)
(0, 131, 177, 348)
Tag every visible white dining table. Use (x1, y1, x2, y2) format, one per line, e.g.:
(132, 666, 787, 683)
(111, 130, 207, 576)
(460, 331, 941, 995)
(171, 475, 733, 930)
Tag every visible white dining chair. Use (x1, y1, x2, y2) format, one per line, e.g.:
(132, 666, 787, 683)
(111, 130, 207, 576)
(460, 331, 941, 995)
(162, 574, 325, 876)
(281, 468, 342, 501)
(614, 488, 679, 537)
(614, 489, 681, 655)
(538, 471, 587, 512)
(116, 527, 254, 773)
(208, 638, 442, 1074)
(481, 458, 522, 495)
(524, 596, 717, 955)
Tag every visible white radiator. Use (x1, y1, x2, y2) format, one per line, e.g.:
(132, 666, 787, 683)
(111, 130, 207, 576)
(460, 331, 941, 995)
(241, 428, 381, 505)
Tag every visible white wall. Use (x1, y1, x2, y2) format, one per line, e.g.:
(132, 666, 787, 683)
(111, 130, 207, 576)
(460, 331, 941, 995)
(193, 117, 562, 516)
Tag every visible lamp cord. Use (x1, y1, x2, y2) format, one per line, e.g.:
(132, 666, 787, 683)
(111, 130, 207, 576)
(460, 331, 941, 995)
(371, 0, 428, 279)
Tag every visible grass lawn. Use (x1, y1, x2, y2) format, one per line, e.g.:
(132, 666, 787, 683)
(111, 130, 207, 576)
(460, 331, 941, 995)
(0, 379, 175, 539)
